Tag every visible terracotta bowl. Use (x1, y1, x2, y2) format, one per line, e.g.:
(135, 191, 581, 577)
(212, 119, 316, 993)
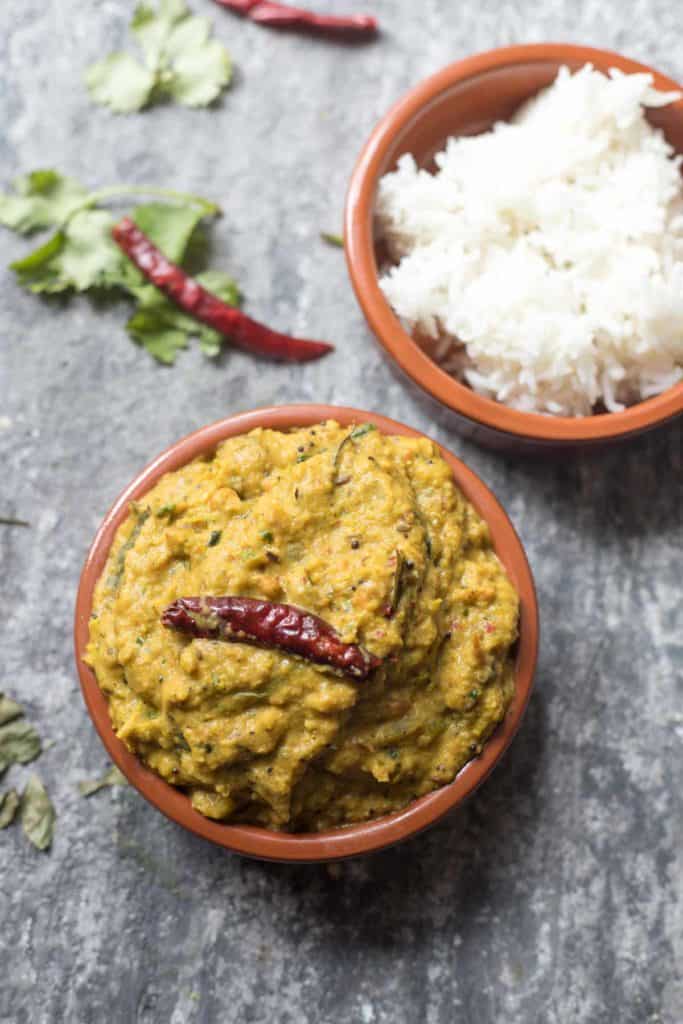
(345, 44, 683, 452)
(74, 405, 538, 861)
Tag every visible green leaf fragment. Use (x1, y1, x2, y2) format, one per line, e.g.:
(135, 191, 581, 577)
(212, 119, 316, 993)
(86, 0, 231, 113)
(10, 210, 124, 294)
(11, 231, 68, 293)
(21, 775, 55, 851)
(2, 170, 236, 365)
(0, 693, 24, 727)
(0, 718, 42, 767)
(133, 0, 189, 67)
(195, 269, 241, 307)
(126, 267, 241, 364)
(0, 789, 20, 829)
(128, 318, 190, 364)
(86, 52, 156, 114)
(166, 38, 232, 108)
(78, 765, 128, 797)
(132, 202, 207, 263)
(51, 211, 123, 291)
(0, 170, 88, 234)
(321, 232, 344, 248)
(350, 424, 377, 440)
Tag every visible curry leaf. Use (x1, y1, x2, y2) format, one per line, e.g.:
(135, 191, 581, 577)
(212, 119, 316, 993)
(0, 718, 42, 768)
(0, 789, 20, 829)
(21, 775, 55, 851)
(86, 0, 232, 113)
(0, 693, 24, 727)
(78, 765, 128, 797)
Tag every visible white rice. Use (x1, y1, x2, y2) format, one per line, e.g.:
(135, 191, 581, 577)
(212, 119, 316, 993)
(376, 65, 683, 416)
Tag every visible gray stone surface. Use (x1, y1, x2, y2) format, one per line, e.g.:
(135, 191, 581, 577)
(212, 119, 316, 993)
(0, 0, 681, 1021)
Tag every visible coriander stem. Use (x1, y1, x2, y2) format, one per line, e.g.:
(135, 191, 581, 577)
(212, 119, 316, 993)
(87, 186, 220, 217)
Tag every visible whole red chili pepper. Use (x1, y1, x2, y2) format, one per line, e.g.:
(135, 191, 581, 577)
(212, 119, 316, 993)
(213, 0, 378, 36)
(112, 218, 333, 363)
(162, 596, 381, 680)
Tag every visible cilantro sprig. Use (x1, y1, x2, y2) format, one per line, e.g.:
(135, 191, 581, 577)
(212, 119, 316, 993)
(0, 170, 241, 364)
(86, 0, 232, 113)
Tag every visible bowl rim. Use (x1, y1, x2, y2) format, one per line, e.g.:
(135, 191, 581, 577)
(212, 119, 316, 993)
(74, 404, 538, 862)
(344, 42, 683, 444)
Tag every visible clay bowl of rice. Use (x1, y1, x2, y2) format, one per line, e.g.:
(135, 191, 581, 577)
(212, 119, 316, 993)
(345, 43, 683, 452)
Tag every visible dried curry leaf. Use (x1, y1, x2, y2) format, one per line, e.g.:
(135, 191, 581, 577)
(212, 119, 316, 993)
(0, 693, 24, 727)
(0, 718, 42, 767)
(78, 765, 128, 797)
(0, 789, 20, 829)
(21, 775, 55, 851)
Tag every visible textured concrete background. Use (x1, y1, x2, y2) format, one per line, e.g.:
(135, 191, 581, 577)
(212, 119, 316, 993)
(1, 1, 682, 1021)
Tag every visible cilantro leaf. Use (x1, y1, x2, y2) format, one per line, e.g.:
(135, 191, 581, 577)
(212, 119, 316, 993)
(131, 202, 207, 264)
(85, 52, 156, 114)
(126, 268, 241, 364)
(166, 35, 232, 108)
(86, 0, 232, 113)
(0, 170, 88, 235)
(10, 210, 124, 293)
(9, 202, 209, 297)
(1, 170, 239, 364)
(133, 0, 192, 66)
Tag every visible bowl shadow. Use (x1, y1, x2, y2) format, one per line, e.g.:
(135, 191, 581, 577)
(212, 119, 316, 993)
(242, 686, 548, 946)
(484, 413, 683, 542)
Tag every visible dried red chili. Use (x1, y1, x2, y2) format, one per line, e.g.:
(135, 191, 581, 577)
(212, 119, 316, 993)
(162, 596, 381, 680)
(112, 218, 333, 363)
(213, 0, 378, 36)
